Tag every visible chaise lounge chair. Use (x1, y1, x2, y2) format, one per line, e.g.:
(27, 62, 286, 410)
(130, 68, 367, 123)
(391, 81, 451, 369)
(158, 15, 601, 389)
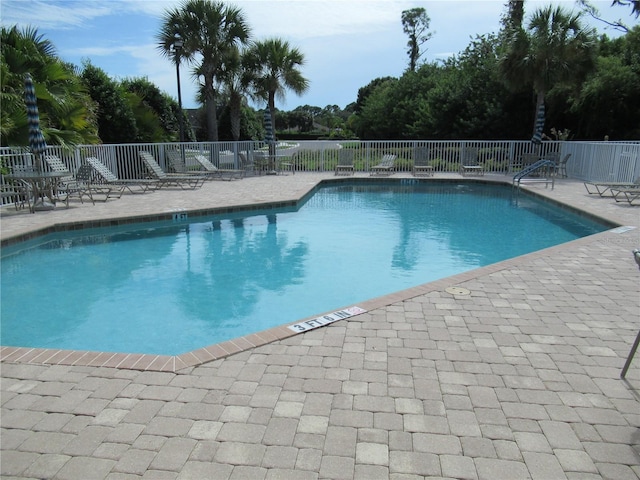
(611, 187, 640, 205)
(370, 154, 396, 176)
(412, 146, 434, 177)
(459, 148, 484, 176)
(335, 149, 355, 176)
(86, 157, 157, 194)
(44, 155, 116, 205)
(166, 150, 241, 180)
(139, 151, 206, 189)
(584, 176, 640, 197)
(193, 154, 244, 180)
(166, 150, 207, 175)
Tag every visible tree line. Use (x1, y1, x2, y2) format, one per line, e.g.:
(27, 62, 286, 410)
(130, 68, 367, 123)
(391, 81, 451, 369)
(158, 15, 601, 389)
(351, 2, 639, 140)
(1, 0, 638, 148)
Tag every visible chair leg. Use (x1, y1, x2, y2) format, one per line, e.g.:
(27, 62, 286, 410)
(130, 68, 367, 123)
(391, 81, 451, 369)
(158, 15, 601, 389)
(621, 329, 640, 379)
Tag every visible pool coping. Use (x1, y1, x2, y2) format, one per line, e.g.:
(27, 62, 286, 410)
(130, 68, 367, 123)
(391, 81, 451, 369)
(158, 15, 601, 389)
(0, 177, 628, 373)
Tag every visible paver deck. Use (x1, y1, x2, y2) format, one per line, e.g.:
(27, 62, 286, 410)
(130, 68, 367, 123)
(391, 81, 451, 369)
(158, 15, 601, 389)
(1, 173, 639, 479)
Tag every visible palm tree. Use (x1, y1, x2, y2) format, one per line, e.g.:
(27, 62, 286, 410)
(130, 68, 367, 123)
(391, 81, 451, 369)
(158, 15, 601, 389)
(499, 5, 596, 140)
(244, 38, 309, 139)
(217, 46, 254, 141)
(1, 26, 98, 147)
(157, 0, 250, 141)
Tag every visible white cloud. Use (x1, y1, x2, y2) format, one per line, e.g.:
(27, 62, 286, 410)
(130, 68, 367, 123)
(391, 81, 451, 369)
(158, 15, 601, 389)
(2, 0, 114, 29)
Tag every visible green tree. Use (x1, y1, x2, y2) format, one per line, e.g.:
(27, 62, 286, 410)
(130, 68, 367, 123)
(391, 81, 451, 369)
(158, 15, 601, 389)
(354, 77, 399, 139)
(501, 0, 525, 34)
(217, 104, 262, 141)
(216, 46, 256, 141)
(416, 35, 521, 139)
(157, 0, 251, 141)
(401, 7, 434, 72)
(123, 91, 164, 143)
(354, 77, 395, 115)
(499, 5, 597, 139)
(122, 77, 193, 142)
(1, 26, 97, 147)
(568, 26, 640, 138)
(81, 62, 137, 144)
(244, 38, 309, 139)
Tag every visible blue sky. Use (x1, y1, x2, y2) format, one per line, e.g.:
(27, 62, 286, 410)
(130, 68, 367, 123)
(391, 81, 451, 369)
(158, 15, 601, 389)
(1, 0, 633, 111)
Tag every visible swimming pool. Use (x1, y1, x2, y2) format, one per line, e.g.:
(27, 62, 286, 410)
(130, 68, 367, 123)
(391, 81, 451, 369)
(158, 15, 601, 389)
(0, 182, 608, 355)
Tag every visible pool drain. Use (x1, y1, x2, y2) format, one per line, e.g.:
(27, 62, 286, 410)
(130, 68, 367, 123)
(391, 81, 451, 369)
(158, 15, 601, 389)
(445, 286, 471, 296)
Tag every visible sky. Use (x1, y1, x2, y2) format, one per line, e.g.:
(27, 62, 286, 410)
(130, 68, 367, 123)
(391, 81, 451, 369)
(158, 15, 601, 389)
(1, 0, 635, 111)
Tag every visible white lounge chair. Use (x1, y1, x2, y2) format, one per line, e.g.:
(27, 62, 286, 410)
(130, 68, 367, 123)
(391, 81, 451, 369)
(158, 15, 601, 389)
(139, 151, 206, 189)
(370, 154, 396, 176)
(584, 177, 640, 197)
(44, 155, 113, 205)
(194, 154, 244, 180)
(611, 187, 640, 205)
(86, 157, 157, 194)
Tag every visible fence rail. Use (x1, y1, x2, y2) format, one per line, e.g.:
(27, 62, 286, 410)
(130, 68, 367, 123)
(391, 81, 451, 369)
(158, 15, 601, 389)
(1, 140, 639, 207)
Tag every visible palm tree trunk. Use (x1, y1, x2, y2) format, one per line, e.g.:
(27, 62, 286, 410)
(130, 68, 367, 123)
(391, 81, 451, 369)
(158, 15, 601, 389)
(268, 93, 277, 158)
(205, 76, 218, 142)
(230, 93, 241, 141)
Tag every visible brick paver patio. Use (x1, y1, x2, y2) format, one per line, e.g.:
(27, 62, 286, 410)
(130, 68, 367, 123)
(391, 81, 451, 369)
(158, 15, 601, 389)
(1, 173, 639, 479)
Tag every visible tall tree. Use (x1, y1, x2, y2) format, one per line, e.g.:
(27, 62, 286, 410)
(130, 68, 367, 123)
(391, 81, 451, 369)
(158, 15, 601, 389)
(157, 0, 250, 141)
(499, 5, 597, 139)
(217, 46, 254, 141)
(401, 7, 434, 72)
(500, 0, 525, 35)
(81, 62, 137, 144)
(244, 38, 309, 139)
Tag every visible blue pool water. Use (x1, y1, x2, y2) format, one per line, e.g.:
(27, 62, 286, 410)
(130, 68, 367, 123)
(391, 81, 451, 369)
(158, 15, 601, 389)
(1, 182, 607, 355)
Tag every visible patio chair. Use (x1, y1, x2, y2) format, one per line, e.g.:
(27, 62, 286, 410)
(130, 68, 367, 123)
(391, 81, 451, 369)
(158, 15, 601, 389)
(370, 154, 396, 176)
(252, 150, 270, 174)
(459, 148, 484, 176)
(412, 146, 434, 177)
(584, 176, 640, 197)
(1, 179, 32, 211)
(335, 149, 355, 176)
(554, 153, 571, 178)
(86, 157, 158, 194)
(139, 151, 206, 189)
(193, 154, 244, 180)
(239, 153, 255, 175)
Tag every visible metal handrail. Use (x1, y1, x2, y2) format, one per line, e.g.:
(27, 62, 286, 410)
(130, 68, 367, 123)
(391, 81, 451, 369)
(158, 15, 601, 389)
(513, 159, 556, 190)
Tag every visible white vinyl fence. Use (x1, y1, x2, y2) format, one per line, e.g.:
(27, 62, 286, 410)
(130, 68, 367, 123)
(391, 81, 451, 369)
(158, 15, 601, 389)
(1, 140, 639, 207)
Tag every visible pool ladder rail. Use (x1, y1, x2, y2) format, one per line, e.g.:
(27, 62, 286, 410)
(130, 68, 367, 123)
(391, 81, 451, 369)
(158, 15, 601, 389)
(512, 159, 556, 191)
